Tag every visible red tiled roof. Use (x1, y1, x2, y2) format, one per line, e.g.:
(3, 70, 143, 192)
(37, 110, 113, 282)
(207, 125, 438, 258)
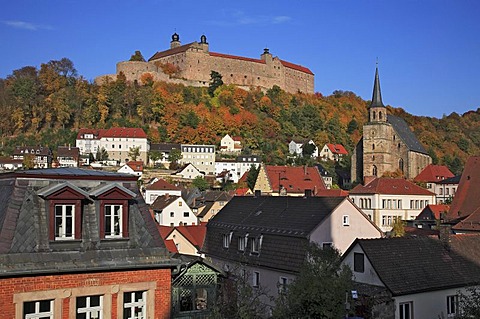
(157, 225, 174, 239)
(416, 204, 450, 220)
(404, 226, 439, 237)
(175, 223, 207, 249)
(316, 189, 349, 197)
(326, 143, 348, 155)
(209, 51, 265, 64)
(126, 161, 144, 172)
(233, 136, 242, 141)
(452, 207, 480, 232)
(145, 179, 181, 191)
(102, 127, 147, 139)
(265, 165, 326, 195)
(414, 164, 454, 183)
(350, 178, 435, 196)
(279, 60, 314, 75)
(149, 43, 195, 61)
(77, 128, 102, 140)
(235, 188, 250, 196)
(164, 239, 178, 253)
(448, 156, 480, 222)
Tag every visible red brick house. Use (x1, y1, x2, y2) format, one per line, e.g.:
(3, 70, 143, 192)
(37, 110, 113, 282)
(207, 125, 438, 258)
(0, 167, 180, 318)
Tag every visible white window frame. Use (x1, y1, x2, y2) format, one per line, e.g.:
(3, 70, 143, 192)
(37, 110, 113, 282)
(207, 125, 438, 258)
(55, 204, 75, 240)
(238, 236, 246, 252)
(278, 277, 288, 293)
(24, 300, 54, 319)
(253, 271, 260, 287)
(342, 215, 350, 226)
(76, 295, 103, 319)
(105, 204, 122, 238)
(123, 291, 147, 319)
(399, 301, 413, 319)
(223, 232, 232, 249)
(447, 295, 458, 317)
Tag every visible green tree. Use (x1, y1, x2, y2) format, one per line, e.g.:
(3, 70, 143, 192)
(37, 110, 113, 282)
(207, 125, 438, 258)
(129, 50, 145, 62)
(148, 150, 163, 166)
(191, 176, 209, 191)
(208, 71, 223, 97)
(95, 147, 109, 161)
(273, 243, 353, 319)
(246, 164, 260, 191)
(302, 142, 317, 158)
(457, 287, 480, 318)
(347, 118, 358, 134)
(128, 146, 141, 161)
(168, 148, 182, 170)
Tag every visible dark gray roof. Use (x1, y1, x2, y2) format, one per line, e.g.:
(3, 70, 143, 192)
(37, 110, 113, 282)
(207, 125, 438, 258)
(150, 143, 181, 152)
(387, 115, 428, 154)
(352, 237, 480, 296)
(439, 175, 461, 184)
(204, 196, 346, 273)
(0, 167, 136, 180)
(0, 171, 178, 277)
(369, 67, 385, 108)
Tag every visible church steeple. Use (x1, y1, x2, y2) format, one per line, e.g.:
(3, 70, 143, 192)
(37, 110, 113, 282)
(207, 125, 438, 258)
(370, 66, 384, 108)
(368, 66, 387, 122)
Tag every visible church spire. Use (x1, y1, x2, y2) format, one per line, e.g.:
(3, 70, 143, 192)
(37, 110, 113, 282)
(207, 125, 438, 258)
(370, 66, 384, 108)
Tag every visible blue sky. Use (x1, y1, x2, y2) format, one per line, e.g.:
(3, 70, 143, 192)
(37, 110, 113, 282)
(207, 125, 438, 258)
(1, 0, 479, 118)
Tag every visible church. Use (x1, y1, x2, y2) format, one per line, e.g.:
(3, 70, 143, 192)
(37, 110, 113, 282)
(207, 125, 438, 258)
(351, 68, 431, 183)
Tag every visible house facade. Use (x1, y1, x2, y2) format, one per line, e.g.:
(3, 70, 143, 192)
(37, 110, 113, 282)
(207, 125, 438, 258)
(203, 195, 382, 303)
(76, 127, 149, 165)
(215, 155, 261, 183)
(342, 237, 480, 319)
(13, 146, 52, 168)
(179, 144, 215, 175)
(56, 146, 80, 167)
(158, 223, 207, 257)
(253, 164, 326, 196)
(351, 67, 431, 183)
(413, 164, 456, 204)
(219, 134, 242, 153)
(151, 195, 197, 227)
(175, 163, 204, 180)
(144, 179, 182, 205)
(0, 168, 179, 319)
(117, 160, 144, 178)
(288, 139, 318, 158)
(320, 143, 348, 161)
(349, 178, 436, 232)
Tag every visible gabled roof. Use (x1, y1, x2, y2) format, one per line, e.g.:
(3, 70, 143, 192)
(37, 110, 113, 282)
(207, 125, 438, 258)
(350, 178, 434, 196)
(89, 182, 137, 198)
(279, 59, 314, 75)
(149, 43, 195, 61)
(13, 146, 51, 156)
(326, 143, 348, 155)
(208, 196, 345, 237)
(145, 179, 181, 191)
(387, 115, 428, 154)
(439, 175, 461, 185)
(77, 127, 147, 139)
(57, 146, 80, 157)
(416, 204, 450, 220)
(126, 161, 144, 172)
(264, 165, 326, 194)
(37, 182, 90, 199)
(151, 195, 181, 211)
(447, 157, 480, 229)
(414, 164, 454, 183)
(175, 223, 207, 249)
(350, 237, 480, 296)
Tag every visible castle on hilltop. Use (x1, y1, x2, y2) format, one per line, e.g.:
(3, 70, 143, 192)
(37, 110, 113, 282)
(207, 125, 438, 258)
(96, 33, 314, 94)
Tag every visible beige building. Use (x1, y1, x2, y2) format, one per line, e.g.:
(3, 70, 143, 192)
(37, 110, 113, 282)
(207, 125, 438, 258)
(97, 33, 314, 94)
(179, 144, 216, 176)
(351, 68, 431, 183)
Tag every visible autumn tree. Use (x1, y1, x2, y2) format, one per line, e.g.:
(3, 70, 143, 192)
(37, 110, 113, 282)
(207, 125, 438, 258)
(22, 154, 36, 169)
(191, 176, 210, 191)
(168, 148, 182, 170)
(390, 218, 405, 237)
(129, 51, 145, 62)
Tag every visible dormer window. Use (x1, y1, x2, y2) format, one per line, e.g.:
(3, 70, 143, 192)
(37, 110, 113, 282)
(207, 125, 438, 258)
(105, 204, 123, 238)
(55, 204, 75, 240)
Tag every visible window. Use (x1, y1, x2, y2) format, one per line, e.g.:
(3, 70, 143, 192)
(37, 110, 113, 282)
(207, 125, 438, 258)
(223, 232, 232, 248)
(447, 295, 458, 317)
(76, 295, 103, 319)
(238, 236, 246, 251)
(55, 204, 75, 240)
(279, 277, 288, 293)
(399, 301, 413, 319)
(170, 212, 174, 218)
(322, 242, 333, 249)
(183, 212, 189, 218)
(105, 204, 122, 238)
(23, 300, 54, 319)
(253, 271, 260, 287)
(123, 291, 146, 319)
(342, 215, 350, 226)
(179, 201, 182, 206)
(354, 253, 365, 273)
(251, 236, 262, 254)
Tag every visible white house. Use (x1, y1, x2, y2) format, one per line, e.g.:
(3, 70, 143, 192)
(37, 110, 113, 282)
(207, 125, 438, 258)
(220, 134, 242, 153)
(204, 195, 383, 304)
(151, 195, 197, 227)
(56, 146, 80, 167)
(76, 127, 149, 165)
(413, 164, 458, 204)
(342, 236, 480, 319)
(175, 163, 204, 180)
(144, 179, 182, 205)
(349, 178, 436, 232)
(215, 155, 262, 183)
(179, 144, 216, 175)
(117, 161, 143, 178)
(288, 139, 318, 158)
(320, 143, 348, 162)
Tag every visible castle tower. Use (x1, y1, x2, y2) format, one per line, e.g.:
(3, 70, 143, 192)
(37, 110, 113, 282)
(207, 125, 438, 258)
(170, 32, 181, 49)
(199, 34, 209, 52)
(261, 48, 273, 64)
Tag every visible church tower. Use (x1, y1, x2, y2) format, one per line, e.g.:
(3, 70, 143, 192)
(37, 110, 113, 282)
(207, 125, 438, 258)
(361, 67, 395, 183)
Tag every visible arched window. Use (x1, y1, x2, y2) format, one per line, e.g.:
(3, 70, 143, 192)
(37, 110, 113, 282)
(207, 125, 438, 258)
(399, 158, 404, 172)
(372, 144, 375, 150)
(373, 165, 378, 176)
(372, 111, 376, 120)
(379, 112, 383, 120)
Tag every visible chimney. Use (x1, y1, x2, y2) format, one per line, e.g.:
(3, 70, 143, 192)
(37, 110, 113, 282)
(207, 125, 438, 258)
(254, 190, 261, 198)
(438, 224, 452, 250)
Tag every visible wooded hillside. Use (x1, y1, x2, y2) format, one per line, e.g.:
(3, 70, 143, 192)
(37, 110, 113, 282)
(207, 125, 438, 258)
(0, 58, 478, 174)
